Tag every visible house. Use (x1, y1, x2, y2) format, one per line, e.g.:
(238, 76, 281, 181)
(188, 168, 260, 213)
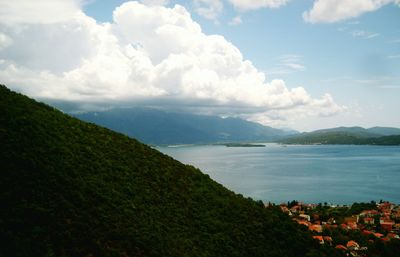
(309, 224, 323, 233)
(364, 217, 374, 225)
(360, 210, 379, 217)
(323, 236, 333, 246)
(328, 224, 338, 229)
(381, 223, 393, 232)
(344, 215, 359, 223)
(392, 210, 400, 219)
(346, 240, 359, 250)
(380, 217, 394, 224)
(296, 219, 311, 227)
(378, 202, 393, 211)
(340, 223, 349, 230)
(290, 205, 301, 214)
(299, 214, 311, 221)
(362, 230, 373, 236)
(347, 221, 358, 230)
(387, 233, 400, 239)
(280, 206, 291, 215)
(312, 213, 320, 221)
(373, 233, 384, 238)
(313, 236, 324, 244)
(380, 220, 395, 232)
(335, 245, 347, 251)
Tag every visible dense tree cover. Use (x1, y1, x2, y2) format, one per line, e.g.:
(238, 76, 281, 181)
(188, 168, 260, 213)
(0, 85, 338, 257)
(279, 131, 400, 145)
(307, 202, 378, 224)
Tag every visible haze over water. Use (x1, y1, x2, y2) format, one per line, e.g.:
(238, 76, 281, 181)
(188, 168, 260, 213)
(157, 144, 400, 205)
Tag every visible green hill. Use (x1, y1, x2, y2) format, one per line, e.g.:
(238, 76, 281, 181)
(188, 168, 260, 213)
(367, 126, 400, 136)
(0, 85, 337, 257)
(279, 131, 400, 145)
(310, 127, 380, 138)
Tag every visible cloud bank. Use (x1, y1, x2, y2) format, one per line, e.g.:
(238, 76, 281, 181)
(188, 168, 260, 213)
(0, 1, 342, 126)
(303, 0, 400, 23)
(228, 0, 289, 11)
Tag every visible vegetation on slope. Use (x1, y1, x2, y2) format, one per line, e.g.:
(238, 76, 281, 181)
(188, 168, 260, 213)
(279, 131, 400, 145)
(0, 85, 340, 257)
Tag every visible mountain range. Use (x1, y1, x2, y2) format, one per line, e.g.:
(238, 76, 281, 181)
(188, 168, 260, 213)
(74, 108, 297, 145)
(279, 126, 400, 145)
(308, 126, 400, 137)
(74, 109, 400, 146)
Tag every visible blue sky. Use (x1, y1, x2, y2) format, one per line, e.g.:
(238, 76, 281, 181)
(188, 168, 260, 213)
(0, 0, 399, 130)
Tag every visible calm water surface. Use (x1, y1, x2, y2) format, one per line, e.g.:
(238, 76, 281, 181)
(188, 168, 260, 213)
(157, 144, 400, 204)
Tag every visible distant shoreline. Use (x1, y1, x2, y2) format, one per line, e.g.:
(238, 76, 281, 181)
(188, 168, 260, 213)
(222, 143, 266, 147)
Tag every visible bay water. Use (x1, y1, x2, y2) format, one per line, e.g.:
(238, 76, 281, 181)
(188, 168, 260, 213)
(157, 144, 400, 205)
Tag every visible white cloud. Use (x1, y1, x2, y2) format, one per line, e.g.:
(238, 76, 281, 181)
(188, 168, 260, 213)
(0, 0, 82, 24)
(140, 0, 170, 6)
(266, 55, 305, 75)
(303, 0, 400, 23)
(229, 15, 243, 25)
(0, 1, 343, 126)
(337, 26, 379, 40)
(228, 0, 289, 11)
(278, 55, 305, 71)
(194, 0, 223, 20)
(351, 30, 379, 39)
(0, 33, 13, 50)
(246, 93, 344, 128)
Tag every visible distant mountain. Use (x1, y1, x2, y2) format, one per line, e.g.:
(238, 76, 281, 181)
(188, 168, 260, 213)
(367, 126, 400, 136)
(309, 126, 380, 138)
(0, 84, 326, 256)
(279, 126, 400, 145)
(74, 108, 296, 145)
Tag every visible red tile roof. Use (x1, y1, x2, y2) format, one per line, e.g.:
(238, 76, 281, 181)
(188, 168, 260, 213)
(309, 224, 323, 233)
(346, 240, 359, 248)
(313, 236, 324, 244)
(335, 245, 347, 250)
(362, 230, 373, 235)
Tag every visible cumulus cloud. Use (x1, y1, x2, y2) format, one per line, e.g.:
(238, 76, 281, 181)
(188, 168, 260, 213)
(194, 0, 223, 21)
(303, 0, 400, 23)
(0, 0, 83, 24)
(140, 0, 170, 6)
(0, 0, 343, 126)
(229, 15, 243, 25)
(247, 93, 344, 127)
(228, 0, 289, 11)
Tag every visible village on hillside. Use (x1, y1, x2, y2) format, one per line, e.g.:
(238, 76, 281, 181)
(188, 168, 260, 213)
(278, 201, 400, 257)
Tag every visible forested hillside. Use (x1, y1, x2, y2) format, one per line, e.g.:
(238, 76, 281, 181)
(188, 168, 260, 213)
(279, 131, 400, 145)
(0, 85, 341, 257)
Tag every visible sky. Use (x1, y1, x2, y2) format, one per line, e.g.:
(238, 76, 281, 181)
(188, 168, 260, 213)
(0, 0, 399, 131)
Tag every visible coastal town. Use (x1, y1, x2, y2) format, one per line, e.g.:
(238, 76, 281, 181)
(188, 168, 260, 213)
(279, 201, 400, 256)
